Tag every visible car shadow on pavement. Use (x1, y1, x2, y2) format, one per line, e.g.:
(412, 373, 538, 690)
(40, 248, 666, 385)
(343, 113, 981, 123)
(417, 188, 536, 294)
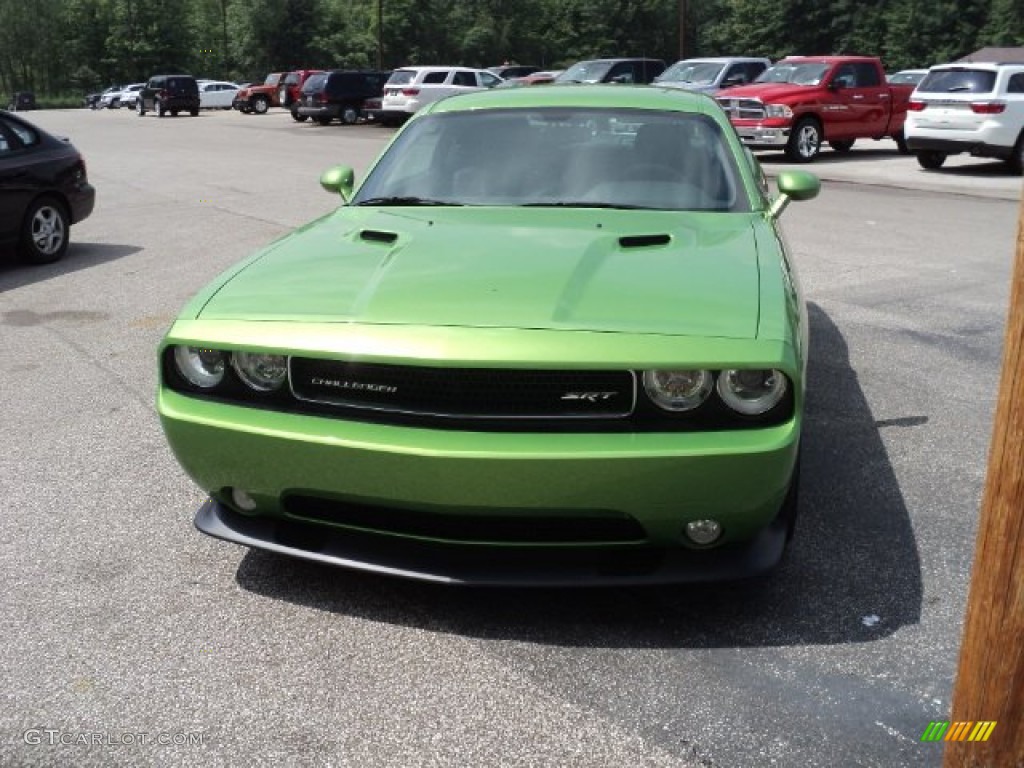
(0, 242, 141, 293)
(235, 302, 923, 648)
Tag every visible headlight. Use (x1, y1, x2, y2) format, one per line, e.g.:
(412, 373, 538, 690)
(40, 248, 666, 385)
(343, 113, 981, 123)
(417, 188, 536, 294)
(716, 369, 787, 415)
(232, 352, 288, 392)
(643, 370, 713, 412)
(764, 104, 793, 119)
(174, 346, 227, 388)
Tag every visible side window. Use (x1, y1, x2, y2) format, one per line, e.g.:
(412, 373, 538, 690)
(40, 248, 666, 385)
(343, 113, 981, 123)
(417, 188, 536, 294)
(854, 63, 881, 87)
(7, 120, 38, 147)
(452, 71, 476, 87)
(478, 72, 501, 88)
(607, 63, 635, 83)
(746, 62, 768, 81)
(1007, 73, 1024, 93)
(422, 71, 448, 85)
(832, 64, 857, 88)
(0, 121, 12, 153)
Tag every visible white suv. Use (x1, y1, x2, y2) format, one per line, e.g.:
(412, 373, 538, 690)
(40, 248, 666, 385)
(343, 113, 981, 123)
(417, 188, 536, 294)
(380, 66, 502, 125)
(905, 62, 1024, 174)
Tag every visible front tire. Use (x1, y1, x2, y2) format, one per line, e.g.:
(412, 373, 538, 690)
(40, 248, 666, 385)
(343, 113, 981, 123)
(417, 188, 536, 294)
(20, 197, 69, 264)
(785, 117, 821, 162)
(340, 105, 360, 125)
(252, 95, 269, 115)
(893, 131, 909, 155)
(917, 151, 947, 170)
(137, 100, 145, 116)
(291, 108, 308, 122)
(190, 108, 199, 116)
(155, 98, 165, 117)
(316, 116, 332, 126)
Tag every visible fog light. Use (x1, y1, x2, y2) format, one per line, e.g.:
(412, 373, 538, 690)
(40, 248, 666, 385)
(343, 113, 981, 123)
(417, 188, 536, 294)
(684, 519, 722, 545)
(231, 488, 258, 512)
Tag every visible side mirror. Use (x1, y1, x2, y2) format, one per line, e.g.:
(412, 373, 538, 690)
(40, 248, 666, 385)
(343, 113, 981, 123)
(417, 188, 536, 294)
(320, 165, 355, 202)
(769, 170, 820, 218)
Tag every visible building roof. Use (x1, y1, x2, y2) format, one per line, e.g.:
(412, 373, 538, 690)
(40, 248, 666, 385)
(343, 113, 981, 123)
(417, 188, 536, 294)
(957, 47, 1024, 64)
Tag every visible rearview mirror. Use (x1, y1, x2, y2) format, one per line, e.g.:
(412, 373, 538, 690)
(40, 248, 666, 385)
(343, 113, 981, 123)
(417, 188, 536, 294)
(320, 165, 355, 202)
(770, 171, 820, 218)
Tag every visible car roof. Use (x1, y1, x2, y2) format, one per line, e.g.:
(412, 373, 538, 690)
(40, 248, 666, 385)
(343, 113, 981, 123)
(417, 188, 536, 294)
(670, 57, 769, 63)
(423, 83, 720, 118)
(928, 61, 1024, 70)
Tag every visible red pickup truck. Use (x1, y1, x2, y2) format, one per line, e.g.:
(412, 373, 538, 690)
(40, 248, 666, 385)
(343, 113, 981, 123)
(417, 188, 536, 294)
(717, 56, 915, 161)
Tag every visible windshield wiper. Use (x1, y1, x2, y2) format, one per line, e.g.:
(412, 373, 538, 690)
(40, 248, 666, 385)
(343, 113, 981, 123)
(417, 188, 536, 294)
(521, 201, 649, 210)
(356, 196, 463, 206)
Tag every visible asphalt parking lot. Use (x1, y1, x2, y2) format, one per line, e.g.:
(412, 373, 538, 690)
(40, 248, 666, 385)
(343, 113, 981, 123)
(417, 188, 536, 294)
(1, 106, 1022, 768)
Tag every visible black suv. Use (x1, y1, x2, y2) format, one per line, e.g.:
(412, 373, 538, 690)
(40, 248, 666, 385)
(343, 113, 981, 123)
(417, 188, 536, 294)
(296, 70, 391, 125)
(555, 58, 667, 85)
(137, 75, 200, 117)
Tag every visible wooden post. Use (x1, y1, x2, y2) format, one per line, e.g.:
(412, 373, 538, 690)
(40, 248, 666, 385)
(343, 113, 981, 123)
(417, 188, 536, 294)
(944, 193, 1024, 767)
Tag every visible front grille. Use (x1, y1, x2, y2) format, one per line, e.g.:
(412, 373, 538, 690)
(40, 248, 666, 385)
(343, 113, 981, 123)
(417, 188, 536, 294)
(282, 494, 648, 544)
(717, 98, 765, 120)
(289, 358, 635, 419)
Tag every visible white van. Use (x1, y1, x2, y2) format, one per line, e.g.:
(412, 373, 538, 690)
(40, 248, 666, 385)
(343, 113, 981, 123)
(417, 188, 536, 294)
(380, 66, 502, 124)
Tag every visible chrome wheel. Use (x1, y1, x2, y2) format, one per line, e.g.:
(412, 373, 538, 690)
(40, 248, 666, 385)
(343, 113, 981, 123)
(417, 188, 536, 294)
(20, 198, 69, 264)
(786, 118, 821, 162)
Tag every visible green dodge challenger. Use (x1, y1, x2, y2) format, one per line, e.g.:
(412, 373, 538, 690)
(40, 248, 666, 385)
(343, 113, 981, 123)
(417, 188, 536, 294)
(158, 84, 820, 585)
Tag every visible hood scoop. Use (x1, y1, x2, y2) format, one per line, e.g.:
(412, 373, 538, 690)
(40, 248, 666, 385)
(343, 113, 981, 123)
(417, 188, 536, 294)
(359, 229, 398, 244)
(619, 234, 671, 248)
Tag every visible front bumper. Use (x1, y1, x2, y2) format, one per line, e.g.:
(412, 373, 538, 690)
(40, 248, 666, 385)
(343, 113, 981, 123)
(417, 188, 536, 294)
(195, 496, 792, 586)
(732, 124, 791, 149)
(161, 388, 800, 585)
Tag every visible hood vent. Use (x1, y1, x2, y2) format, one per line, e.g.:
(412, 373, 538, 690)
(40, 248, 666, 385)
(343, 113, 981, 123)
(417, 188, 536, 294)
(619, 234, 670, 249)
(359, 229, 398, 244)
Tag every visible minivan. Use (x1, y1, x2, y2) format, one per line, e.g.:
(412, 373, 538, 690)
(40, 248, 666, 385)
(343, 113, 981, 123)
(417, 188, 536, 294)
(296, 70, 392, 125)
(137, 75, 200, 117)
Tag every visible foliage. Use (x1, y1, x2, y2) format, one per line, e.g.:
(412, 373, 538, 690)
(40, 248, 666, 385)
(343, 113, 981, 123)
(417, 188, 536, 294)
(1, 0, 1022, 99)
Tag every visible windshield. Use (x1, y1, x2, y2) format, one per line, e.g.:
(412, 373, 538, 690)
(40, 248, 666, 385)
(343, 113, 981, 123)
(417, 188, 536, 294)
(657, 62, 724, 85)
(352, 108, 747, 212)
(755, 63, 830, 85)
(263, 74, 279, 85)
(555, 61, 614, 83)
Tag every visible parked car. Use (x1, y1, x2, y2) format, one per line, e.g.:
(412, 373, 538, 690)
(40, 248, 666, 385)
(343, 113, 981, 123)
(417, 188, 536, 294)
(488, 64, 541, 79)
(198, 80, 241, 109)
(718, 56, 916, 161)
(277, 69, 324, 117)
(0, 109, 96, 264)
(362, 96, 383, 123)
(101, 83, 143, 109)
(137, 74, 200, 117)
(232, 72, 287, 114)
(296, 70, 391, 125)
(554, 58, 666, 85)
(905, 62, 1024, 174)
(379, 66, 503, 125)
(156, 85, 819, 585)
(887, 69, 928, 86)
(495, 70, 563, 88)
(85, 85, 122, 109)
(654, 57, 770, 93)
(7, 92, 37, 111)
(116, 83, 145, 109)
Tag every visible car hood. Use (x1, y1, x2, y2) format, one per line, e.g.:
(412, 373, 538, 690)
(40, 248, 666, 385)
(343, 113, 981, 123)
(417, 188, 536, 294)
(717, 83, 817, 102)
(198, 208, 762, 339)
